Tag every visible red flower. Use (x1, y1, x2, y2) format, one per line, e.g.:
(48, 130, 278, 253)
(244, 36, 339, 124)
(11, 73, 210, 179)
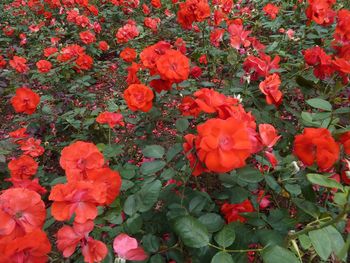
(140, 41, 171, 71)
(332, 58, 350, 74)
(0, 230, 51, 263)
(144, 17, 161, 32)
(49, 180, 106, 223)
(82, 237, 108, 263)
(179, 96, 201, 117)
(156, 49, 190, 83)
(243, 53, 280, 81)
(98, 41, 109, 51)
(195, 117, 254, 173)
(210, 29, 225, 47)
(120, 47, 137, 62)
(293, 128, 339, 170)
(177, 0, 211, 29)
(9, 56, 29, 73)
(19, 138, 44, 157)
(116, 20, 139, 44)
(228, 23, 251, 49)
(0, 188, 46, 238)
(221, 199, 254, 223)
(8, 155, 38, 180)
(44, 47, 58, 57)
(305, 0, 336, 26)
(57, 220, 94, 257)
(258, 124, 281, 148)
(263, 3, 279, 20)
(36, 60, 52, 73)
(60, 141, 105, 181)
(334, 9, 350, 43)
(11, 87, 40, 115)
(126, 62, 141, 84)
(86, 167, 122, 205)
(0, 55, 7, 68)
(339, 132, 350, 155)
(124, 84, 154, 112)
(150, 79, 173, 93)
(259, 74, 283, 107)
(96, 112, 124, 128)
(79, 30, 96, 45)
(9, 127, 29, 142)
(303, 46, 334, 79)
(75, 54, 93, 70)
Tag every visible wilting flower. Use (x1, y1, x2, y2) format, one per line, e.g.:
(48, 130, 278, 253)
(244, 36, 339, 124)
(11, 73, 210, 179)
(259, 73, 283, 107)
(113, 233, 148, 261)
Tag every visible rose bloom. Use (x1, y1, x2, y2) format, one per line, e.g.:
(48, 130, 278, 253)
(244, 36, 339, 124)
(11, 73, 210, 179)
(8, 155, 38, 180)
(9, 56, 29, 73)
(11, 87, 40, 115)
(79, 30, 96, 45)
(43, 47, 58, 57)
(75, 53, 93, 70)
(120, 47, 137, 62)
(263, 3, 279, 20)
(19, 138, 45, 157)
(259, 73, 283, 107)
(0, 188, 46, 238)
(36, 60, 52, 73)
(98, 41, 109, 51)
(96, 112, 124, 128)
(124, 84, 154, 112)
(156, 49, 190, 83)
(0, 230, 51, 262)
(293, 128, 339, 170)
(195, 117, 254, 173)
(59, 141, 105, 181)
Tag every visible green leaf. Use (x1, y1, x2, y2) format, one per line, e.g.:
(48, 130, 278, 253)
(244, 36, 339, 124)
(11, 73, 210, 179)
(211, 252, 234, 263)
(198, 213, 224, 233)
(124, 195, 138, 216)
(142, 145, 165, 158)
(175, 118, 189, 133)
(306, 174, 343, 190)
(306, 98, 332, 111)
(237, 166, 263, 183)
(50, 176, 67, 186)
(298, 234, 311, 250)
(142, 234, 160, 253)
(262, 245, 299, 263)
(140, 161, 166, 175)
(214, 224, 236, 248)
(309, 228, 332, 260)
(324, 226, 347, 260)
(137, 180, 162, 212)
(173, 216, 210, 248)
(292, 198, 320, 218)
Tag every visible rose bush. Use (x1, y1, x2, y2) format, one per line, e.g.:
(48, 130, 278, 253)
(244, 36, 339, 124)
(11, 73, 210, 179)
(0, 0, 350, 262)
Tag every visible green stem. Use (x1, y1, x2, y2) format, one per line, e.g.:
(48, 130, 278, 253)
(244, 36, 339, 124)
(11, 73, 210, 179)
(208, 243, 264, 253)
(108, 127, 111, 145)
